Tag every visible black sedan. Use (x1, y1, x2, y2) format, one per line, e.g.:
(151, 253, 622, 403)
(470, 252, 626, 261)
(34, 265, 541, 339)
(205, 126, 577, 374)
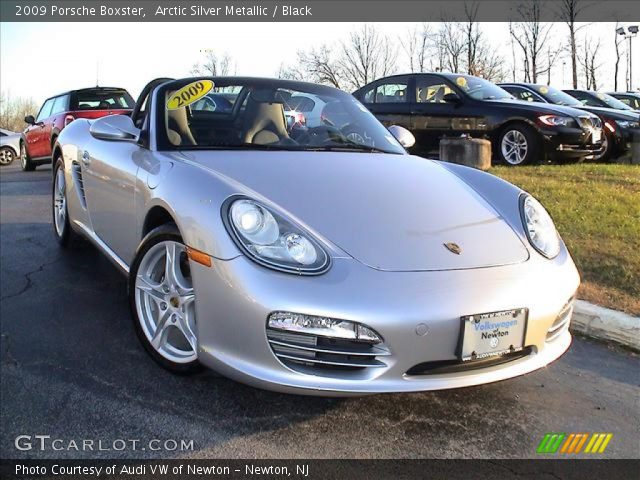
(353, 73, 604, 165)
(563, 89, 638, 114)
(606, 92, 640, 111)
(500, 83, 640, 162)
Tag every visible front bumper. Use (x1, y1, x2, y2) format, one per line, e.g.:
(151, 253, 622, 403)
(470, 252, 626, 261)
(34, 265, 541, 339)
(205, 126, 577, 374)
(191, 248, 580, 396)
(540, 127, 604, 160)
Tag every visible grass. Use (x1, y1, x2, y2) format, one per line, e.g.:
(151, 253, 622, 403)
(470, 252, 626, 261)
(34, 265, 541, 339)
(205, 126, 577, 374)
(491, 164, 640, 316)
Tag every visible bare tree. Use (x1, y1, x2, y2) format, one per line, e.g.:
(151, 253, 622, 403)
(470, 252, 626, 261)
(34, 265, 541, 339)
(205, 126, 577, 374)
(510, 1, 554, 83)
(338, 25, 397, 90)
(401, 23, 431, 73)
(579, 36, 601, 90)
(191, 50, 233, 76)
(558, 0, 591, 88)
(439, 22, 466, 73)
(296, 45, 344, 88)
(544, 46, 565, 85)
(0, 92, 38, 133)
(613, 22, 625, 91)
(462, 4, 505, 81)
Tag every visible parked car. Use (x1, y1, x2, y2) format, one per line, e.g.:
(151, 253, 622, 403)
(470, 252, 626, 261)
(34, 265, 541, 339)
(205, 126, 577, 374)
(352, 73, 603, 165)
(0, 128, 21, 166)
(606, 91, 640, 111)
(52, 76, 579, 395)
(500, 83, 640, 161)
(20, 87, 134, 171)
(562, 89, 638, 114)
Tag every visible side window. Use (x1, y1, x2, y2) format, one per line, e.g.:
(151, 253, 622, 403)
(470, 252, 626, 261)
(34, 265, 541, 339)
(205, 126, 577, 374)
(416, 77, 455, 103)
(50, 95, 68, 116)
(569, 91, 596, 106)
(375, 81, 408, 103)
(517, 89, 543, 102)
(617, 97, 631, 106)
(36, 99, 55, 122)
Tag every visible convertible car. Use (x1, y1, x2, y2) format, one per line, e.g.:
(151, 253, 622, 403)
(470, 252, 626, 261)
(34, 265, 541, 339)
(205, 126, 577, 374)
(53, 77, 580, 395)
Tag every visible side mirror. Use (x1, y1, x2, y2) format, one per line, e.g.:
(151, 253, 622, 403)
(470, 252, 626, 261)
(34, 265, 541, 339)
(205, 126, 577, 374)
(443, 93, 461, 104)
(89, 115, 140, 142)
(24, 115, 35, 125)
(388, 125, 416, 149)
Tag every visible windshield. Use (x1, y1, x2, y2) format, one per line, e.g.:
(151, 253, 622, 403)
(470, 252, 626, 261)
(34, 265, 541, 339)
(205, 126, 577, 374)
(594, 92, 633, 110)
(535, 86, 582, 106)
(156, 78, 406, 154)
(453, 75, 513, 101)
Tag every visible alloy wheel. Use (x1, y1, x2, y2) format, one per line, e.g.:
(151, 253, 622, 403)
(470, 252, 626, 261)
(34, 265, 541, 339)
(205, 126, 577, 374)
(53, 167, 67, 237)
(135, 241, 197, 364)
(0, 149, 14, 165)
(20, 144, 27, 169)
(501, 130, 528, 165)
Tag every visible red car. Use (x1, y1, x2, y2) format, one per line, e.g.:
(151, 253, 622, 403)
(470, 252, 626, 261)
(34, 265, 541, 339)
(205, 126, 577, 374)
(20, 87, 134, 171)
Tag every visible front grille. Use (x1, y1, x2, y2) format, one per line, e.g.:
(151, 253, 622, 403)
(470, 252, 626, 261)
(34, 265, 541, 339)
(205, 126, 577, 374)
(71, 162, 87, 209)
(406, 347, 533, 376)
(267, 329, 390, 372)
(546, 297, 575, 342)
(578, 116, 602, 130)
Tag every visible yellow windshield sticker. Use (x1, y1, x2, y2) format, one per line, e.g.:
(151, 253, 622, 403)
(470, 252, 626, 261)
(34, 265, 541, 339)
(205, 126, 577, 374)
(539, 86, 549, 94)
(167, 80, 214, 110)
(456, 77, 467, 87)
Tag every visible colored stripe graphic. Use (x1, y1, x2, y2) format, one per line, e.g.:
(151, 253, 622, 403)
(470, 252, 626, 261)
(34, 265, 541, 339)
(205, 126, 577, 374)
(540, 433, 613, 454)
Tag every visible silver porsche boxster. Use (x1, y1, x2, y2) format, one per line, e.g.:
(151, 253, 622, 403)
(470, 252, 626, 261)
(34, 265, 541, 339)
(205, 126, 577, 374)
(53, 77, 579, 395)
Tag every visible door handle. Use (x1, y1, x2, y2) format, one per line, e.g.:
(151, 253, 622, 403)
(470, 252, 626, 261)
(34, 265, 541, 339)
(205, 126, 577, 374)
(81, 150, 91, 166)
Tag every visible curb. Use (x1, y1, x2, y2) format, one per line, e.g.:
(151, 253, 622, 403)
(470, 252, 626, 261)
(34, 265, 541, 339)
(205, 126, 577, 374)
(571, 300, 640, 351)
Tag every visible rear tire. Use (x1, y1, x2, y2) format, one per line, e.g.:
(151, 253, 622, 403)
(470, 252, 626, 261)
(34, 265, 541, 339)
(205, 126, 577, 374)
(497, 124, 540, 166)
(0, 146, 15, 165)
(20, 142, 35, 171)
(129, 224, 203, 375)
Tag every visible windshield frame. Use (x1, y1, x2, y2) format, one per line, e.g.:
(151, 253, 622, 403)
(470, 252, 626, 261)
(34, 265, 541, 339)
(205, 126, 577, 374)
(153, 77, 406, 155)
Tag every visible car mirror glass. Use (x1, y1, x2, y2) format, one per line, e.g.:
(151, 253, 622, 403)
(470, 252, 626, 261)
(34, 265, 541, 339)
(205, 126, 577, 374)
(24, 115, 35, 125)
(388, 125, 415, 149)
(89, 115, 141, 142)
(443, 93, 461, 104)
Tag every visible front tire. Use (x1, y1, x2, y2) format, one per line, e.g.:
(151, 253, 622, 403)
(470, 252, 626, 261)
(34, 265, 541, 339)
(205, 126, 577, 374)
(52, 157, 76, 246)
(497, 124, 539, 166)
(592, 131, 613, 162)
(20, 142, 35, 171)
(129, 224, 202, 374)
(0, 146, 15, 165)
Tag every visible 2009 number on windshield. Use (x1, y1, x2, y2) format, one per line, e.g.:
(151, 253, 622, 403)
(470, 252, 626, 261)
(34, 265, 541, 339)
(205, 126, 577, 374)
(167, 80, 214, 110)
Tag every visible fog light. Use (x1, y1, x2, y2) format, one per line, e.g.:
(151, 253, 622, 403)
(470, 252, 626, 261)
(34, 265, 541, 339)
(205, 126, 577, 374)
(268, 312, 382, 344)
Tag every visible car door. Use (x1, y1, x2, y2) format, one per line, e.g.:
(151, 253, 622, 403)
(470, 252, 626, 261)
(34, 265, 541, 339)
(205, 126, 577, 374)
(25, 98, 54, 158)
(44, 95, 68, 157)
(357, 76, 413, 130)
(410, 75, 489, 153)
(81, 133, 141, 265)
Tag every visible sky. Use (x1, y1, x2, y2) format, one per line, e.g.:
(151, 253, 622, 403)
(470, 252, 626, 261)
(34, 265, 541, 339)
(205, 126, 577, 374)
(1, 21, 638, 105)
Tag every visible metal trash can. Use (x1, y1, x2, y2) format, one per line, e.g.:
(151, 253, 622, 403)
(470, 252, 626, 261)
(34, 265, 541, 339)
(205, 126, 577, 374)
(439, 136, 491, 171)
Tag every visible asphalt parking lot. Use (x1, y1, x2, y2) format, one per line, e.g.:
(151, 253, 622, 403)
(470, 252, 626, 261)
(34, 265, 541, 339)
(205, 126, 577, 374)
(1, 162, 639, 460)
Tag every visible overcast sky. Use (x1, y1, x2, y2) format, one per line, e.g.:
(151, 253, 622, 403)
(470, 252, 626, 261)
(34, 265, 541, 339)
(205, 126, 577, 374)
(1, 21, 638, 104)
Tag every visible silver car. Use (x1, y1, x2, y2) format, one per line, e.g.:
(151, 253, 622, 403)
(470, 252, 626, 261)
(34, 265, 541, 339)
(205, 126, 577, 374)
(53, 77, 580, 395)
(0, 128, 21, 165)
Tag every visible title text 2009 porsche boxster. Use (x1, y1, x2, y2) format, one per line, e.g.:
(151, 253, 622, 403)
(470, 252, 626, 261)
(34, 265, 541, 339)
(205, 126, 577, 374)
(53, 77, 579, 395)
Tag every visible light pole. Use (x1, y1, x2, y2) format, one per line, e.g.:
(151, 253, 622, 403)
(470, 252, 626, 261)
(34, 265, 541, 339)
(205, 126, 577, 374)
(617, 25, 639, 91)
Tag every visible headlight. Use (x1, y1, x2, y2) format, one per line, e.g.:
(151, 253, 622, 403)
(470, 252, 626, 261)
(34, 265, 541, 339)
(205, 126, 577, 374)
(225, 197, 330, 274)
(615, 120, 640, 129)
(538, 115, 574, 127)
(520, 195, 560, 259)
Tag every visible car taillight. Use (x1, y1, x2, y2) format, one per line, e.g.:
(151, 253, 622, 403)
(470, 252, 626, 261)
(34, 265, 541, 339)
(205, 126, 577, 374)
(64, 115, 75, 127)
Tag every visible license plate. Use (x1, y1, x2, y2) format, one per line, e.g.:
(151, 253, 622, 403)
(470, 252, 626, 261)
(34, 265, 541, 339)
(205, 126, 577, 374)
(591, 129, 601, 144)
(458, 309, 527, 362)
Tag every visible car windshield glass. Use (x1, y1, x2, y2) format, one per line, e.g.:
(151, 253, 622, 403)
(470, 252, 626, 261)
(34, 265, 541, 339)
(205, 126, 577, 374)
(536, 86, 582, 106)
(453, 75, 512, 100)
(71, 90, 134, 110)
(157, 78, 406, 154)
(595, 92, 633, 110)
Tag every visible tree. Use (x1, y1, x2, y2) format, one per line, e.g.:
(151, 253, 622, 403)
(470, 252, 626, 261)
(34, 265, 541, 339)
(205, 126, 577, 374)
(439, 22, 466, 73)
(191, 50, 233, 76)
(298, 45, 344, 88)
(558, 0, 590, 89)
(510, 1, 554, 83)
(579, 36, 601, 90)
(0, 92, 38, 133)
(338, 25, 397, 90)
(401, 23, 431, 73)
(614, 22, 625, 91)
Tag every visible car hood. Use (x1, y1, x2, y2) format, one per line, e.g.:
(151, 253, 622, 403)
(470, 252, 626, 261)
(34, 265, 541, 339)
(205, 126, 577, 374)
(577, 106, 640, 121)
(487, 98, 591, 118)
(180, 151, 529, 272)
